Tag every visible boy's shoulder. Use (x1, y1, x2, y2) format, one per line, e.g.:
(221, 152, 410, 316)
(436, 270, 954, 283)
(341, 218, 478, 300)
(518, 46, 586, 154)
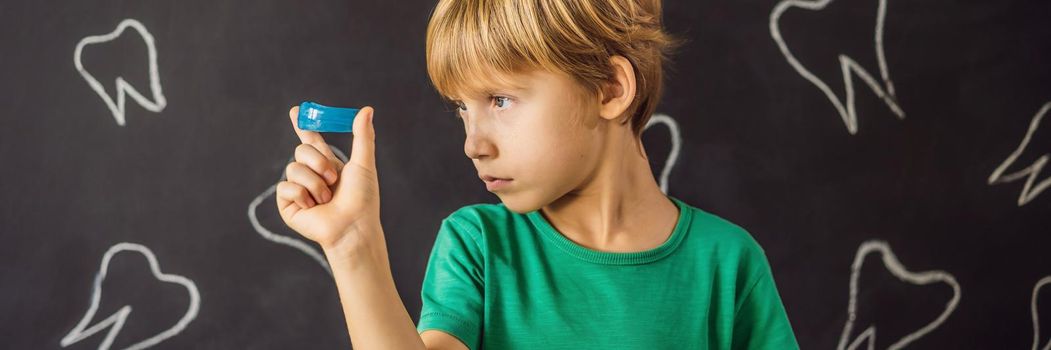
(436, 202, 517, 242)
(673, 198, 770, 269)
(682, 201, 764, 250)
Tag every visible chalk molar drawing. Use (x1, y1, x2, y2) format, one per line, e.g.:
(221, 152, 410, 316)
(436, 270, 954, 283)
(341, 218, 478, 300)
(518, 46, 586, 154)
(838, 240, 960, 350)
(643, 113, 681, 194)
(74, 18, 167, 126)
(61, 242, 200, 350)
(988, 101, 1051, 206)
(770, 0, 905, 135)
(248, 144, 350, 275)
(1032, 276, 1051, 350)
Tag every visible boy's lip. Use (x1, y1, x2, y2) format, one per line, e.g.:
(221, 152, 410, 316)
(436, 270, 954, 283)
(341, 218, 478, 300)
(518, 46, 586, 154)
(479, 174, 513, 182)
(479, 174, 513, 191)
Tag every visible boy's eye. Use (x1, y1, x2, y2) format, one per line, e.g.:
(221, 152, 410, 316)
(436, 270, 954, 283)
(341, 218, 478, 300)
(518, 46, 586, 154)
(493, 96, 511, 109)
(450, 101, 466, 119)
(449, 96, 510, 118)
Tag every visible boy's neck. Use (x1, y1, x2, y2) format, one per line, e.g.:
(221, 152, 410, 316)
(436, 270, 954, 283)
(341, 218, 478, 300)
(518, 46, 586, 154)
(539, 129, 679, 253)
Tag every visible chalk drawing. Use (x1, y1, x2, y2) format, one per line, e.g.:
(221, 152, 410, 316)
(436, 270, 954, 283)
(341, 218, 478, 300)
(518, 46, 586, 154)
(74, 18, 166, 126)
(643, 113, 681, 194)
(60, 242, 199, 350)
(988, 101, 1051, 206)
(248, 144, 350, 275)
(770, 0, 905, 135)
(1032, 276, 1051, 350)
(838, 240, 960, 350)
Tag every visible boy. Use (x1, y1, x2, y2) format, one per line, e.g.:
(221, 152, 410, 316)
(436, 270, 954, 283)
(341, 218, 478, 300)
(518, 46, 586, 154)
(276, 0, 800, 349)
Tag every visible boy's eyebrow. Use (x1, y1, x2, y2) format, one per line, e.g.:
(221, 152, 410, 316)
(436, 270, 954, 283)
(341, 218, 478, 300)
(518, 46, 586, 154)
(481, 87, 525, 97)
(445, 74, 533, 102)
(448, 86, 527, 102)
(485, 82, 535, 96)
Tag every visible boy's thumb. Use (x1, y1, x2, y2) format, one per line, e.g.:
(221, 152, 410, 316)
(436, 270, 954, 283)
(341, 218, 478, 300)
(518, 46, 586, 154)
(347, 106, 376, 171)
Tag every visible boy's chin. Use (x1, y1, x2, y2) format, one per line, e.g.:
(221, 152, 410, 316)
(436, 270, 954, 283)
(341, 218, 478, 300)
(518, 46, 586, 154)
(494, 192, 544, 214)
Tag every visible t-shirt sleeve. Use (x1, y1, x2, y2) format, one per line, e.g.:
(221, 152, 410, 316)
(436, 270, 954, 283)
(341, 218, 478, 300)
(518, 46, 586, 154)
(416, 215, 485, 350)
(731, 248, 800, 350)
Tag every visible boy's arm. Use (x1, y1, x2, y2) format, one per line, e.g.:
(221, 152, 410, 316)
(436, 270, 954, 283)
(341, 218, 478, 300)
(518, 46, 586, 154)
(421, 330, 471, 350)
(323, 227, 431, 350)
(277, 106, 467, 350)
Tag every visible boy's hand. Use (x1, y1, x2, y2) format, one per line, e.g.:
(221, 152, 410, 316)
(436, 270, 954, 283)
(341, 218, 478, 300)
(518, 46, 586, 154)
(276, 105, 380, 253)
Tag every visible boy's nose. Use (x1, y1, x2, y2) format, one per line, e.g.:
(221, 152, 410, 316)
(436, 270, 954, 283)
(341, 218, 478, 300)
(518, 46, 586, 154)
(464, 129, 495, 160)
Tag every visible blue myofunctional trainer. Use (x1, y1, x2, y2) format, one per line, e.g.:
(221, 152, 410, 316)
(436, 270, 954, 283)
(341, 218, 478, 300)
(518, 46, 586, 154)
(297, 101, 359, 132)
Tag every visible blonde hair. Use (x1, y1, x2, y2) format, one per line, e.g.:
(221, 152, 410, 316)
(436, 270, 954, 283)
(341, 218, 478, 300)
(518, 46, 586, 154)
(425, 0, 682, 138)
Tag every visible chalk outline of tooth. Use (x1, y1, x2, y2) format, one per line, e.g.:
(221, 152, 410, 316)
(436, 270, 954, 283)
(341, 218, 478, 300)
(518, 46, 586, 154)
(248, 144, 349, 275)
(988, 101, 1051, 206)
(770, 0, 905, 135)
(60, 242, 200, 350)
(74, 18, 167, 126)
(1032, 276, 1051, 350)
(838, 240, 961, 350)
(643, 113, 681, 194)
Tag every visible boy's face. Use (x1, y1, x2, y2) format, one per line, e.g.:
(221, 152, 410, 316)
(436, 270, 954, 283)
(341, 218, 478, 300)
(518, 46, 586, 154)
(452, 69, 606, 214)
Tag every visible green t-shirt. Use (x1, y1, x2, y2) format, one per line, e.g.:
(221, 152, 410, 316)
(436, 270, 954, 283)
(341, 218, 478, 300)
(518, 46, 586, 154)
(416, 195, 799, 350)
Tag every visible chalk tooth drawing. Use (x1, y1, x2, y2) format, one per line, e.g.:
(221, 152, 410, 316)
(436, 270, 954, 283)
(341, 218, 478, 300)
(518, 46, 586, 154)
(988, 101, 1051, 206)
(837, 240, 960, 350)
(770, 0, 905, 135)
(643, 113, 681, 194)
(1032, 276, 1051, 350)
(74, 18, 167, 126)
(61, 242, 200, 350)
(248, 144, 349, 275)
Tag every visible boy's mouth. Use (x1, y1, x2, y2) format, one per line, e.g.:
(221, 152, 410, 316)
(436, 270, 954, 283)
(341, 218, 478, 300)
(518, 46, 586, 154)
(480, 175, 513, 191)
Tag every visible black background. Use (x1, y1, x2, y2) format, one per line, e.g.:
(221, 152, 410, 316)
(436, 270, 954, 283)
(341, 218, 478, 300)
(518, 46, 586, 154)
(2, 0, 1049, 348)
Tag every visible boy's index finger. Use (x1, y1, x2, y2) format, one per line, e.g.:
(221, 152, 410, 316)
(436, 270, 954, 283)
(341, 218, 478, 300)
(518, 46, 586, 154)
(288, 105, 339, 161)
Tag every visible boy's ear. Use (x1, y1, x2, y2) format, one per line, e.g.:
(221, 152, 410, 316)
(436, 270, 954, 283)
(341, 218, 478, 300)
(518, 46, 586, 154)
(598, 55, 637, 122)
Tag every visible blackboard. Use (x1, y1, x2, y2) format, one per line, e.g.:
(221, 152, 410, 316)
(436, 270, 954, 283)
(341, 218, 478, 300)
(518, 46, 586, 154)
(2, 0, 1049, 348)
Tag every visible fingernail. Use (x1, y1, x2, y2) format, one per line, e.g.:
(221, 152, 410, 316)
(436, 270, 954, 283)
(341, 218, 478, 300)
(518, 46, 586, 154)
(324, 170, 337, 184)
(305, 198, 316, 207)
(322, 191, 332, 203)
